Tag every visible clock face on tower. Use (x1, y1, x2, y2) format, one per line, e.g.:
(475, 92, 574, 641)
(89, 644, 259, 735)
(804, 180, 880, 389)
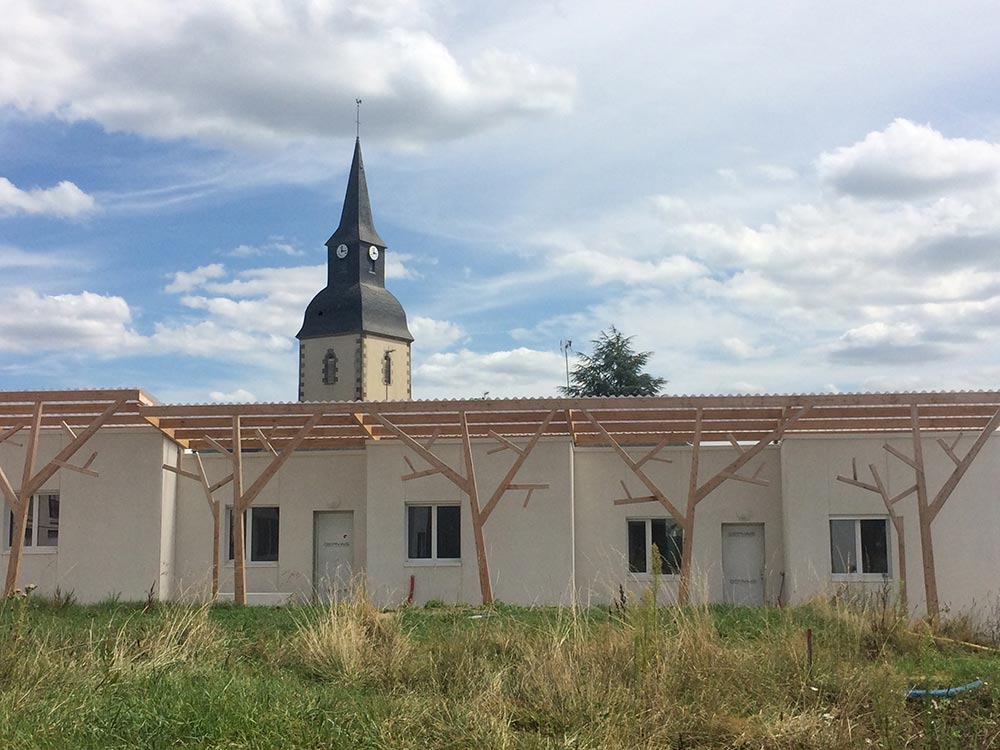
(368, 245, 380, 261)
(335, 244, 348, 259)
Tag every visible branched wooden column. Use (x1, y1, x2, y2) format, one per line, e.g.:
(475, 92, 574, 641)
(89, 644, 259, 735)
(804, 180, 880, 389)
(376, 410, 557, 604)
(583, 404, 813, 606)
(836, 460, 915, 610)
(201, 414, 322, 605)
(837, 405, 1000, 620)
(1, 399, 124, 597)
(163, 452, 234, 600)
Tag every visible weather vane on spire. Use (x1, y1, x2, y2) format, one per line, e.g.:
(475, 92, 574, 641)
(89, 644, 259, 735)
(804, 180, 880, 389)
(356, 98, 362, 139)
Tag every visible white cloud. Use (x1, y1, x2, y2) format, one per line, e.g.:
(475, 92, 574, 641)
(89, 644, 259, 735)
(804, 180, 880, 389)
(409, 316, 464, 350)
(720, 337, 775, 360)
(757, 164, 797, 182)
(228, 241, 302, 257)
(414, 347, 564, 398)
(0, 177, 97, 217)
(208, 388, 257, 403)
(165, 263, 227, 293)
(0, 0, 575, 148)
(0, 289, 139, 353)
(0, 246, 63, 269)
(818, 119, 1000, 199)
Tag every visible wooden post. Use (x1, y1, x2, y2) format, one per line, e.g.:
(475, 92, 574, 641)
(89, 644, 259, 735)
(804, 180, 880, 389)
(231, 416, 246, 606)
(910, 406, 939, 621)
(195, 453, 221, 601)
(678, 409, 702, 606)
(461, 412, 493, 604)
(4, 402, 42, 597)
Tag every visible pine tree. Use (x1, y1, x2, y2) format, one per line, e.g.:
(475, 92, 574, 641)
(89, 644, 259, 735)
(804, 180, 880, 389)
(560, 327, 666, 397)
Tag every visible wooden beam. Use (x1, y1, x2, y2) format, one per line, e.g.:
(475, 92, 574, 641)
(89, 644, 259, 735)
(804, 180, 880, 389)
(241, 412, 324, 509)
(353, 413, 378, 440)
(480, 411, 557, 522)
(694, 404, 813, 503)
(868, 464, 908, 612)
(208, 474, 234, 494)
(487, 430, 524, 456)
(195, 452, 221, 601)
(889, 484, 918, 506)
(162, 463, 202, 483)
(4, 401, 43, 597)
(60, 420, 78, 440)
(255, 428, 278, 457)
(613, 495, 660, 506)
(883, 443, 918, 470)
(910, 405, 938, 621)
(580, 410, 684, 522)
(937, 437, 961, 466)
(461, 411, 493, 604)
(727, 433, 746, 454)
(0, 424, 23, 447)
(928, 406, 1000, 521)
(0, 464, 16, 510)
(634, 434, 675, 468)
(51, 459, 99, 478)
(231, 416, 246, 606)
(375, 414, 468, 493)
(402, 466, 445, 482)
(836, 475, 880, 493)
(202, 434, 233, 458)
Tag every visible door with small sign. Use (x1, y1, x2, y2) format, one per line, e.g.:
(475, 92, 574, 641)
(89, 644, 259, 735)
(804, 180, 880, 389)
(314, 511, 353, 603)
(721, 523, 765, 605)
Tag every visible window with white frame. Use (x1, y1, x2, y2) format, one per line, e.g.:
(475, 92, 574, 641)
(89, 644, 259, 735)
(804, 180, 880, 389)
(226, 506, 280, 563)
(627, 518, 683, 575)
(406, 504, 460, 561)
(5, 492, 59, 551)
(830, 518, 889, 576)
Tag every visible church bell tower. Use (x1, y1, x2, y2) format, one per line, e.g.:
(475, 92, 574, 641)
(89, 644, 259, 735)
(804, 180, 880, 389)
(296, 139, 413, 402)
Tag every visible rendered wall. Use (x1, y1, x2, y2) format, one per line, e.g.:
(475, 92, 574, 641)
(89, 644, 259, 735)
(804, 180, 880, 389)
(573, 445, 784, 605)
(364, 438, 574, 606)
(360, 334, 411, 401)
(171, 448, 367, 601)
(0, 428, 176, 603)
(780, 434, 1000, 618)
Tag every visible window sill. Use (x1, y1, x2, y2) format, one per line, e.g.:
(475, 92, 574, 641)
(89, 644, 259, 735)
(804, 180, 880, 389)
(628, 572, 680, 581)
(404, 559, 462, 568)
(2, 548, 58, 555)
(223, 561, 279, 569)
(831, 573, 893, 583)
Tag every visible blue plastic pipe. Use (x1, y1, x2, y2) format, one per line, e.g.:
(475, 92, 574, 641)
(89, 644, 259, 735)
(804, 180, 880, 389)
(906, 679, 984, 699)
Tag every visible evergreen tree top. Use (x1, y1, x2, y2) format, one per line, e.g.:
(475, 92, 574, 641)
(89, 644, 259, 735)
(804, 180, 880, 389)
(560, 326, 667, 397)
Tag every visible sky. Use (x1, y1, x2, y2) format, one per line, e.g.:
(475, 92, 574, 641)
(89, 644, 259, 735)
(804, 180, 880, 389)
(3, 0, 1000, 403)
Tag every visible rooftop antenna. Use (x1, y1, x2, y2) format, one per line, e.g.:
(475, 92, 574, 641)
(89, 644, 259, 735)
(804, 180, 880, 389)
(560, 340, 573, 391)
(355, 98, 362, 139)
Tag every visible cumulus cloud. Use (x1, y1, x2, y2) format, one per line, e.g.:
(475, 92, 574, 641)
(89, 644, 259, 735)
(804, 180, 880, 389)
(0, 289, 139, 353)
(818, 119, 1000, 199)
(0, 0, 575, 148)
(0, 177, 97, 217)
(409, 316, 464, 350)
(165, 264, 227, 293)
(414, 348, 564, 398)
(227, 241, 302, 257)
(828, 322, 949, 365)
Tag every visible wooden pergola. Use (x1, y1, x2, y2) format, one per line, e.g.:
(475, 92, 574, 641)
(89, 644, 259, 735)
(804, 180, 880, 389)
(3, 389, 999, 612)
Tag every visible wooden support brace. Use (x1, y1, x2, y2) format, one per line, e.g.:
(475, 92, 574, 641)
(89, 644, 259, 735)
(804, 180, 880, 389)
(52, 459, 99, 478)
(936, 437, 961, 466)
(374, 414, 468, 493)
(353, 413, 378, 440)
(635, 435, 674, 468)
(487, 430, 524, 456)
(208, 474, 234, 493)
(479, 410, 558, 522)
(403, 456, 416, 472)
(163, 463, 202, 483)
(0, 464, 16, 509)
(889, 484, 918, 506)
(720, 469, 769, 487)
(423, 427, 442, 450)
(61, 420, 78, 440)
(508, 483, 548, 508)
(852, 457, 858, 481)
(836, 474, 880, 493)
(402, 466, 445, 482)
(203, 434, 233, 458)
(0, 424, 24, 447)
(727, 433, 746, 454)
(255, 428, 278, 456)
(883, 442, 918, 470)
(613, 479, 659, 505)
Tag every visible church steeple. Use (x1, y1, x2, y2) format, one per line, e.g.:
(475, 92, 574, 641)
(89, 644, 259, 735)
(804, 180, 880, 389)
(329, 138, 385, 249)
(296, 137, 413, 402)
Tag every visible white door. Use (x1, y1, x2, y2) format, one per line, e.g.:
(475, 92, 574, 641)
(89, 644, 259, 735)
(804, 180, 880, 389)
(721, 524, 765, 605)
(314, 511, 353, 603)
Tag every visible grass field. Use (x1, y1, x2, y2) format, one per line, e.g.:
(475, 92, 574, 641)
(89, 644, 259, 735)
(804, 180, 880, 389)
(1, 589, 998, 749)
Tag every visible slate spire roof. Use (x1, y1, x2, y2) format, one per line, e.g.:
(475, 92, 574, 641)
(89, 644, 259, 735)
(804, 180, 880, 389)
(329, 137, 385, 248)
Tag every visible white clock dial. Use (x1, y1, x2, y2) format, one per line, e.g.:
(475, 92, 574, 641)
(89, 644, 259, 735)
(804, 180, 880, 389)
(335, 244, 348, 259)
(368, 245, 380, 261)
